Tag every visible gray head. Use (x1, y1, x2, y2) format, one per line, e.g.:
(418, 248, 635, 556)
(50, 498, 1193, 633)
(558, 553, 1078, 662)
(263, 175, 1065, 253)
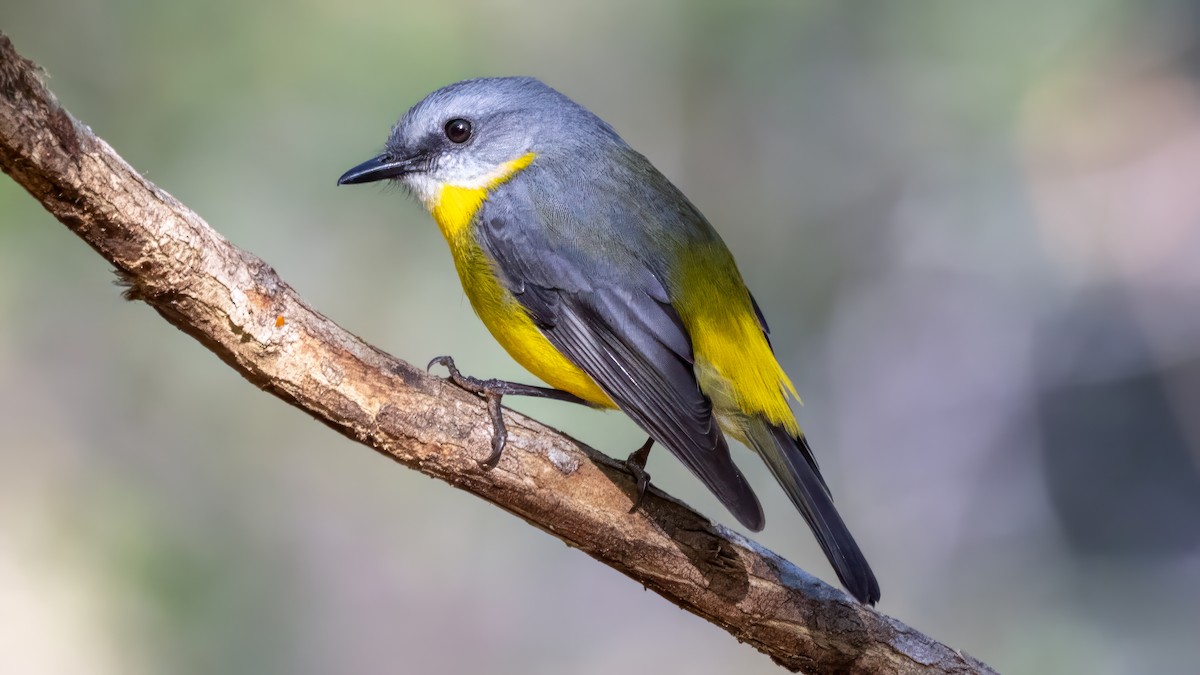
(337, 77, 624, 206)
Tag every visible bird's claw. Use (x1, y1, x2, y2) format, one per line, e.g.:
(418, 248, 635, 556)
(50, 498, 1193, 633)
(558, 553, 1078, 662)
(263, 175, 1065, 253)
(477, 391, 507, 470)
(428, 355, 509, 470)
(625, 438, 654, 514)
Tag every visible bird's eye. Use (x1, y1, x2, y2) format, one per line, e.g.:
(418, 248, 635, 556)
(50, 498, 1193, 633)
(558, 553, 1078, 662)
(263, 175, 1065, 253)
(444, 118, 472, 143)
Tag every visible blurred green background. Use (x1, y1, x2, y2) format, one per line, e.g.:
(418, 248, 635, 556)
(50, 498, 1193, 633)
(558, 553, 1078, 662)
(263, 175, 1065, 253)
(3, 1, 1200, 673)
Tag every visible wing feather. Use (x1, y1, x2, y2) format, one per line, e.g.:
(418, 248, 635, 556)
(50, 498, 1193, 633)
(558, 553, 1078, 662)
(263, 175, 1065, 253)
(477, 184, 764, 530)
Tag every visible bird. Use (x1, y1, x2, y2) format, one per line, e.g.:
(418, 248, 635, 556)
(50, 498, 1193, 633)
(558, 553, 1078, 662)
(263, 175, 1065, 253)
(337, 77, 880, 604)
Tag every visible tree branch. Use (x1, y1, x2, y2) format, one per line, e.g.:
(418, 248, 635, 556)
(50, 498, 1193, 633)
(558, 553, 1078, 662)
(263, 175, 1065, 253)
(0, 33, 994, 675)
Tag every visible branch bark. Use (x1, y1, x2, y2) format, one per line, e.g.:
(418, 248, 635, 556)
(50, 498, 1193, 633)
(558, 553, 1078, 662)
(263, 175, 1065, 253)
(0, 33, 995, 675)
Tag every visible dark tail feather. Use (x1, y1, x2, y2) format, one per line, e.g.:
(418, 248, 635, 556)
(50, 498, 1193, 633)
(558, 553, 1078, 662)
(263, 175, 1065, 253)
(748, 422, 881, 605)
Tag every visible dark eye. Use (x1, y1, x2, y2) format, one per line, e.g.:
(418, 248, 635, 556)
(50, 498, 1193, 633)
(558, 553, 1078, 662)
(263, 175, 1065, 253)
(444, 118, 472, 143)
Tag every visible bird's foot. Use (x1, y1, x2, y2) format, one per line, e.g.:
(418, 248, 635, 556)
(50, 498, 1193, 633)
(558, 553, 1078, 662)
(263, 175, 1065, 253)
(427, 355, 590, 470)
(428, 355, 510, 469)
(625, 437, 655, 514)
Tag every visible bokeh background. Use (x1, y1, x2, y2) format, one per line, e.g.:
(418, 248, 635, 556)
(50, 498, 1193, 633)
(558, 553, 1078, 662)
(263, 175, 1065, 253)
(3, 1, 1200, 673)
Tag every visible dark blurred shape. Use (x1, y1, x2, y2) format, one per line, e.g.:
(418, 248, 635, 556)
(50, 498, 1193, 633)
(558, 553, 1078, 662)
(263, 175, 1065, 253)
(1036, 288, 1200, 558)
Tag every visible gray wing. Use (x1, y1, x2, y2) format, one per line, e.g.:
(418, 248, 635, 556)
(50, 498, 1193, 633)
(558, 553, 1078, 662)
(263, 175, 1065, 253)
(476, 182, 765, 531)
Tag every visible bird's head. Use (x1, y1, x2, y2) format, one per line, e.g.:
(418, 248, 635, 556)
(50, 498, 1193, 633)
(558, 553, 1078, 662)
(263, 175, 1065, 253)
(337, 76, 620, 210)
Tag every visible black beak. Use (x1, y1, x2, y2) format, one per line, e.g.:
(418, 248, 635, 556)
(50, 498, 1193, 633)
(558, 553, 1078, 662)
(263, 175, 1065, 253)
(337, 153, 428, 185)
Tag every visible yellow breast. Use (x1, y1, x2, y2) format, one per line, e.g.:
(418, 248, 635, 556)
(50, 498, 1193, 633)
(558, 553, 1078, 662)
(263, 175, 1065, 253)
(426, 154, 615, 408)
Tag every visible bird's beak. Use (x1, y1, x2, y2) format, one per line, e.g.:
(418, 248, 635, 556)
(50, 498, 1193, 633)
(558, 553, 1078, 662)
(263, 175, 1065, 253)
(337, 153, 429, 185)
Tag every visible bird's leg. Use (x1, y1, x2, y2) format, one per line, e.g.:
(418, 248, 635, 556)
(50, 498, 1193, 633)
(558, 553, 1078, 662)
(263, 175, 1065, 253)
(625, 437, 654, 514)
(428, 355, 589, 469)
